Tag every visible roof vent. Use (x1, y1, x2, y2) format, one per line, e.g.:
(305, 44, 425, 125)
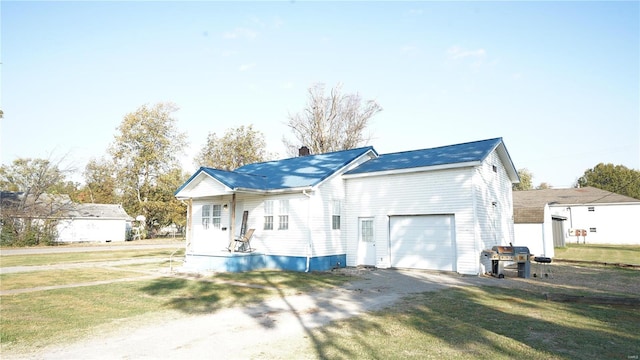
(298, 146, 310, 157)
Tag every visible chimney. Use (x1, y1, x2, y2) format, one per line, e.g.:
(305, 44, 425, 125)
(298, 146, 310, 157)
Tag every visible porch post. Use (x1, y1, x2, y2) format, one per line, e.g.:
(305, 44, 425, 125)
(230, 193, 236, 252)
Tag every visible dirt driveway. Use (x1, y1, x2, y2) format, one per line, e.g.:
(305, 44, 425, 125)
(6, 267, 508, 360)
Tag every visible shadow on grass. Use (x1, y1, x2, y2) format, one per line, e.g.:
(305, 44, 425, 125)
(137, 266, 640, 359)
(306, 285, 640, 359)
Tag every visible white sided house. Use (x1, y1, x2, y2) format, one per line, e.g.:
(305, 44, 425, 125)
(514, 187, 640, 251)
(175, 138, 520, 275)
(56, 204, 133, 242)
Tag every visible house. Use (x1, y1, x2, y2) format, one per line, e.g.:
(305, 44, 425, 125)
(175, 137, 520, 275)
(55, 203, 133, 242)
(0, 192, 132, 243)
(513, 187, 640, 252)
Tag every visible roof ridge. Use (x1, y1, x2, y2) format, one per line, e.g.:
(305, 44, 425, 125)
(378, 137, 502, 156)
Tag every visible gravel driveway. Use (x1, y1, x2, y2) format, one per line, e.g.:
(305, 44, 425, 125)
(5, 268, 501, 360)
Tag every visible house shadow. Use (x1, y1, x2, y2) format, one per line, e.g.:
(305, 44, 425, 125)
(137, 265, 639, 358)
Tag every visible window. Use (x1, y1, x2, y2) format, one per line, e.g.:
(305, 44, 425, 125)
(211, 204, 222, 229)
(492, 165, 497, 173)
(264, 200, 274, 230)
(202, 204, 222, 230)
(202, 205, 211, 229)
(332, 200, 341, 230)
(361, 219, 374, 242)
(278, 200, 289, 230)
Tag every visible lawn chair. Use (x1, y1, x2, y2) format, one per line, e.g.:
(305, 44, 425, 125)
(233, 228, 255, 252)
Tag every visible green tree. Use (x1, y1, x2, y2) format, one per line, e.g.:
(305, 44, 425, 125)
(577, 163, 640, 199)
(78, 157, 120, 204)
(283, 83, 382, 156)
(194, 125, 270, 170)
(109, 102, 188, 233)
(513, 168, 533, 191)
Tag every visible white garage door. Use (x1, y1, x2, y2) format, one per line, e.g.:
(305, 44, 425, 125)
(390, 215, 455, 271)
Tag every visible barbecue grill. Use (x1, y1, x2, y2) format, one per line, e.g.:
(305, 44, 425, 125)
(482, 245, 531, 278)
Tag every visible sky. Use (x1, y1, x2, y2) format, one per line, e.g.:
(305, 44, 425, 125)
(1, 1, 639, 189)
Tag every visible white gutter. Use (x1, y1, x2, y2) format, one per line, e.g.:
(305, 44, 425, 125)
(303, 189, 312, 272)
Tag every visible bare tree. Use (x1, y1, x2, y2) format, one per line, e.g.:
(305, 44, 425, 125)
(283, 83, 382, 156)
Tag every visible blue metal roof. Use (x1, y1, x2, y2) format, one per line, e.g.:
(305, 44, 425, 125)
(176, 146, 375, 194)
(345, 138, 504, 175)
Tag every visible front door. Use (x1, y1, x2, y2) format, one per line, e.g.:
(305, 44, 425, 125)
(357, 218, 376, 266)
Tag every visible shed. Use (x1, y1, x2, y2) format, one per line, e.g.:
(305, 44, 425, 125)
(514, 187, 640, 249)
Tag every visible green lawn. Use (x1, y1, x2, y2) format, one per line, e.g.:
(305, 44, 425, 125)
(1, 245, 639, 358)
(555, 244, 640, 264)
(0, 248, 183, 267)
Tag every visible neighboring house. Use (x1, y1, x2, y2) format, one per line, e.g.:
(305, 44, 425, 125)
(513, 187, 640, 252)
(175, 137, 520, 275)
(0, 191, 132, 243)
(56, 203, 133, 242)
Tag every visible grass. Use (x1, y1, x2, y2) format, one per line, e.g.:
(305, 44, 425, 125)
(1, 245, 639, 358)
(301, 286, 640, 359)
(0, 270, 349, 351)
(0, 268, 149, 291)
(555, 244, 640, 264)
(0, 248, 184, 268)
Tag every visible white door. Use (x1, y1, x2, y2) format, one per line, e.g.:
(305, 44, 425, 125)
(389, 215, 455, 271)
(357, 218, 376, 266)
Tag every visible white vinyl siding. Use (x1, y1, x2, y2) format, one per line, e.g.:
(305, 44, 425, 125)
(345, 167, 474, 272)
(344, 149, 515, 276)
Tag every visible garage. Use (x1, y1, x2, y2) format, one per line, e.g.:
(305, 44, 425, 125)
(389, 215, 455, 271)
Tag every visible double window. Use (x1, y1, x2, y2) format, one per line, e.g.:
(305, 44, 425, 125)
(202, 204, 222, 230)
(264, 200, 289, 230)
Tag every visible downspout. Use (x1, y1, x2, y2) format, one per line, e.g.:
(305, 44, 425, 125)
(303, 190, 312, 272)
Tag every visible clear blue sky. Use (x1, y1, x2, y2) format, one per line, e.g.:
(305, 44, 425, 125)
(2, 1, 638, 188)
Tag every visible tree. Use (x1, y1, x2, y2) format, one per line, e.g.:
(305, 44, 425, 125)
(0, 157, 74, 199)
(536, 182, 551, 190)
(194, 125, 270, 170)
(0, 157, 76, 246)
(513, 168, 533, 191)
(109, 102, 188, 232)
(77, 157, 119, 204)
(283, 83, 382, 156)
(577, 163, 640, 199)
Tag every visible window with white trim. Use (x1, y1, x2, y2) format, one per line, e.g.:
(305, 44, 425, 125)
(264, 200, 274, 230)
(278, 200, 289, 230)
(202, 204, 222, 230)
(332, 200, 341, 230)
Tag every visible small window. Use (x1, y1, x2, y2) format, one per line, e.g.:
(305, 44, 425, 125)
(278, 200, 289, 230)
(588, 206, 595, 212)
(332, 200, 341, 230)
(492, 165, 497, 173)
(589, 227, 597, 232)
(202, 204, 221, 229)
(264, 200, 274, 230)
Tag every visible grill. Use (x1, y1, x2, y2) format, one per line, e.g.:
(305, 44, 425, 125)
(482, 245, 531, 278)
(532, 256, 552, 278)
